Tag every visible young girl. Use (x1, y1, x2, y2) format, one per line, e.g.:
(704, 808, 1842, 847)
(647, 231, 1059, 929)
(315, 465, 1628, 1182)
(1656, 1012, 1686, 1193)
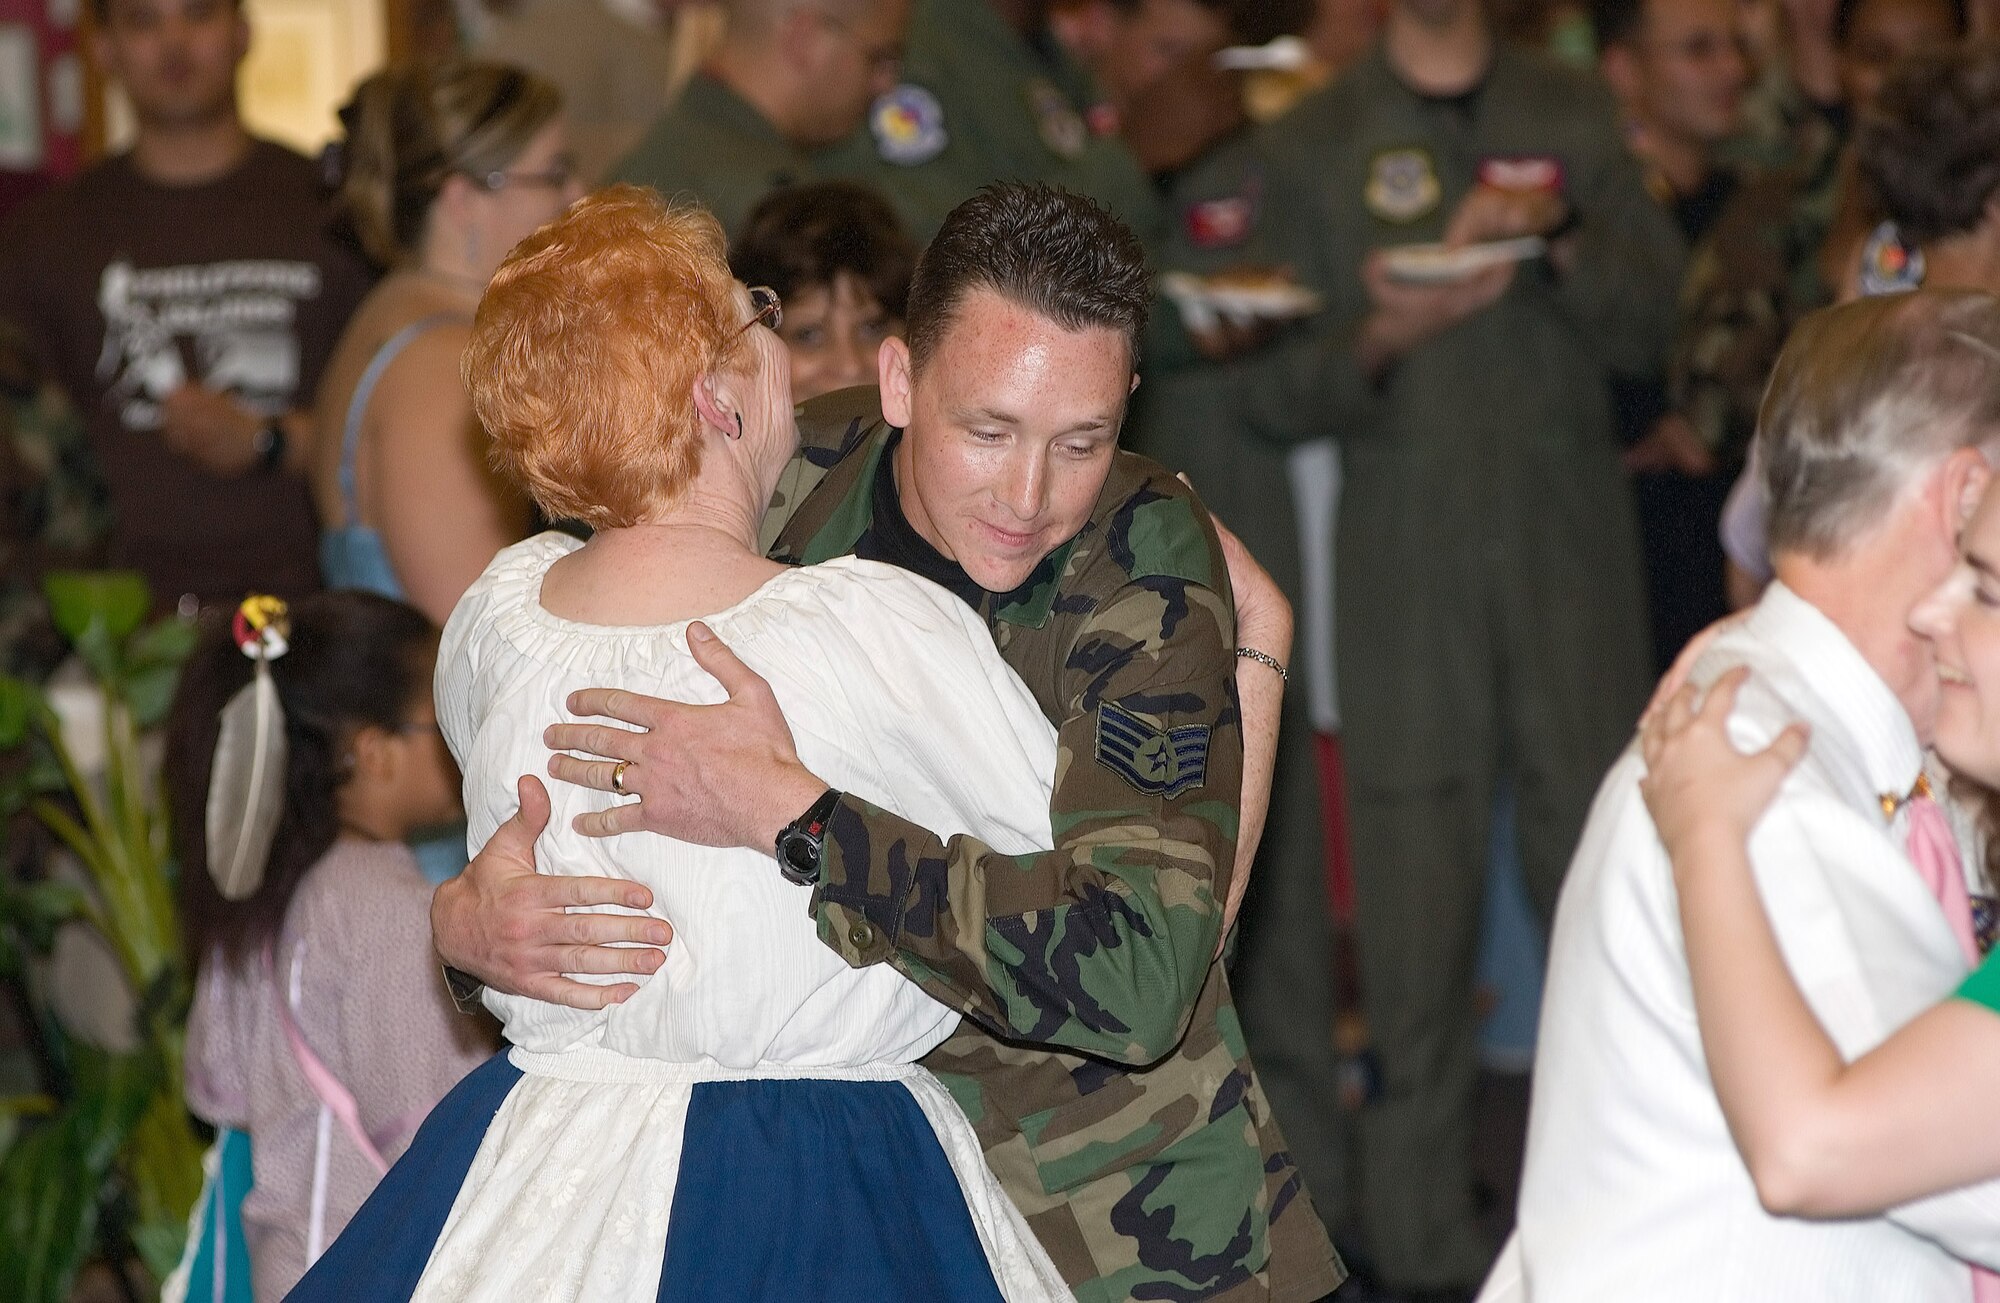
(170, 592, 493, 1301)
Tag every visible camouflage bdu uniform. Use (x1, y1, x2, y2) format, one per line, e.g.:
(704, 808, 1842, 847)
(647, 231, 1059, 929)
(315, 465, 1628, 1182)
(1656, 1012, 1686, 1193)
(1672, 120, 1843, 464)
(763, 388, 1345, 1303)
(1, 318, 107, 682)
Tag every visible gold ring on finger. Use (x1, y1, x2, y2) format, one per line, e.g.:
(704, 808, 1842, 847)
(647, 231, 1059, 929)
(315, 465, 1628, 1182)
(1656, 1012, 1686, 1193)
(610, 759, 633, 796)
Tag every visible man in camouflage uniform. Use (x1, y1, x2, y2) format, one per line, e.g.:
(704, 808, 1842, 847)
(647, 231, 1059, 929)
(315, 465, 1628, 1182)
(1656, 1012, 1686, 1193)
(1673, 0, 1964, 474)
(434, 185, 1345, 1301)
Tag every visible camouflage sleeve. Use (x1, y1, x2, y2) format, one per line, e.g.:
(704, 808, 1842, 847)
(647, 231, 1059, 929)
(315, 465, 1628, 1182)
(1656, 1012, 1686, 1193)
(756, 388, 881, 554)
(1667, 170, 1807, 460)
(811, 568, 1241, 1066)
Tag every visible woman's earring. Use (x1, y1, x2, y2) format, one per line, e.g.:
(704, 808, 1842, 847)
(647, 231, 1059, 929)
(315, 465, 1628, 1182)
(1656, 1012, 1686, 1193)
(731, 414, 744, 441)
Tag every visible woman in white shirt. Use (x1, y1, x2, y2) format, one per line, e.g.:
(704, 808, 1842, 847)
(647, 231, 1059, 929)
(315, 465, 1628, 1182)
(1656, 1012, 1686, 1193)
(289, 185, 1071, 1301)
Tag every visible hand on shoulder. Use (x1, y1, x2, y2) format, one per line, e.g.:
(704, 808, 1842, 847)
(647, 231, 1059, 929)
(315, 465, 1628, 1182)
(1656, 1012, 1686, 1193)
(1639, 667, 1810, 869)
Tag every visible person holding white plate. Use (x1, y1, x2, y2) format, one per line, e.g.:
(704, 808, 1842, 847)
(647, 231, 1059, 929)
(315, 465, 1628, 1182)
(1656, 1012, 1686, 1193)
(1235, 0, 1688, 1290)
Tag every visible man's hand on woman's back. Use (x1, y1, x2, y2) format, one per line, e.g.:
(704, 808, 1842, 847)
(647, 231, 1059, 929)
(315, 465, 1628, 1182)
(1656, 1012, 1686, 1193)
(430, 774, 673, 1011)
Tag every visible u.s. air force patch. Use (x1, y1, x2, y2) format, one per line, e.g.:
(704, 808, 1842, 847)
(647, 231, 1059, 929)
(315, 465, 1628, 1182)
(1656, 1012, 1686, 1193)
(1365, 147, 1440, 223)
(1095, 701, 1209, 798)
(871, 84, 948, 166)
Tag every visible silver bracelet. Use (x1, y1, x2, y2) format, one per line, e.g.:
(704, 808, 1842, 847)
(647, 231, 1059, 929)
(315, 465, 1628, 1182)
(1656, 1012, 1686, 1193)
(1235, 646, 1288, 681)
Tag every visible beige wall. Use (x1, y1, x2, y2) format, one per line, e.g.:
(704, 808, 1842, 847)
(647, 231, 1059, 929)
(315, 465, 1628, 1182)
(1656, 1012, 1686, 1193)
(106, 0, 388, 154)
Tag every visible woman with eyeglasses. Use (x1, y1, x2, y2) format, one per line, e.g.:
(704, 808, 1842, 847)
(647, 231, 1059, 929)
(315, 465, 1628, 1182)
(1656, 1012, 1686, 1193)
(730, 180, 918, 403)
(312, 61, 585, 628)
(288, 184, 1072, 1302)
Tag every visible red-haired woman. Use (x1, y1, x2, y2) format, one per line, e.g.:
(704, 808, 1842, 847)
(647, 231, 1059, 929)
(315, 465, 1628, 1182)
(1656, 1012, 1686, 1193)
(290, 187, 1073, 1300)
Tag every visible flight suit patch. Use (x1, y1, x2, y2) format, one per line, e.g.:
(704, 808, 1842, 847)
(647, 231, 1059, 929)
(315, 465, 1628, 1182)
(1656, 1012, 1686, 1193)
(1365, 148, 1440, 223)
(1028, 78, 1087, 160)
(1184, 195, 1254, 249)
(1095, 701, 1210, 798)
(871, 84, 949, 166)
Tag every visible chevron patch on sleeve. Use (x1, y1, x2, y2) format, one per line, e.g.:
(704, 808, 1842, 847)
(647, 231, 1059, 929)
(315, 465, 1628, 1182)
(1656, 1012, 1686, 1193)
(1094, 700, 1210, 798)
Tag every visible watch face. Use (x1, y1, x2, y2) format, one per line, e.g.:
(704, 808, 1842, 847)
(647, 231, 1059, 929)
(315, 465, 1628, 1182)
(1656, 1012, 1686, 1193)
(776, 827, 821, 885)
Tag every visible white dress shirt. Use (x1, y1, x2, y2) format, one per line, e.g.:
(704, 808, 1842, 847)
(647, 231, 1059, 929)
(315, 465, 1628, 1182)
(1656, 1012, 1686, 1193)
(1480, 581, 2000, 1302)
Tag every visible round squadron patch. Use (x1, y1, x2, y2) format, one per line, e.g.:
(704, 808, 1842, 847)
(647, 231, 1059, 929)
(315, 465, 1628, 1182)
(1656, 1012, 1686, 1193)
(1027, 79, 1088, 160)
(1365, 148, 1440, 223)
(871, 84, 949, 166)
(1858, 220, 1925, 297)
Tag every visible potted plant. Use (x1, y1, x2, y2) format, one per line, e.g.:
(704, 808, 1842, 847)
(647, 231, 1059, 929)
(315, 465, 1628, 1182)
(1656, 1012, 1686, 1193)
(1, 571, 204, 1302)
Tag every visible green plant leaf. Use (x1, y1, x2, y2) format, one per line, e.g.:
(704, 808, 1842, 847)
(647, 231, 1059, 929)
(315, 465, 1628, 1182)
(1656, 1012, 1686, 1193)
(128, 617, 198, 670)
(0, 1046, 157, 1303)
(129, 1217, 184, 1290)
(0, 676, 36, 748)
(123, 1089, 203, 1282)
(123, 662, 182, 731)
(0, 881, 89, 953)
(69, 617, 121, 686)
(41, 572, 150, 647)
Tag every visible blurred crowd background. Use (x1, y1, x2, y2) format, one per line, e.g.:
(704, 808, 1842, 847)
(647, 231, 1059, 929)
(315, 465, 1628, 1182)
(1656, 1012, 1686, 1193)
(7, 0, 2000, 1298)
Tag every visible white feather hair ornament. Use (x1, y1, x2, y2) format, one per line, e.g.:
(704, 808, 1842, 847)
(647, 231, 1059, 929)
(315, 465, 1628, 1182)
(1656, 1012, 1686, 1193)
(206, 596, 292, 901)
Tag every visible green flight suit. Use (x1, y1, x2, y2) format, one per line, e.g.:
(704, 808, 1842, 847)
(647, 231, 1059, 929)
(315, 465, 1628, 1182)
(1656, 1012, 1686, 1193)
(765, 388, 1346, 1303)
(609, 73, 821, 238)
(818, 0, 1162, 245)
(1242, 45, 1684, 1290)
(1123, 126, 1351, 1243)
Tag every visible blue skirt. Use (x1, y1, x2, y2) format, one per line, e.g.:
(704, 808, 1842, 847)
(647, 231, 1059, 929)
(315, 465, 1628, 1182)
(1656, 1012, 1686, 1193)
(288, 1052, 1014, 1301)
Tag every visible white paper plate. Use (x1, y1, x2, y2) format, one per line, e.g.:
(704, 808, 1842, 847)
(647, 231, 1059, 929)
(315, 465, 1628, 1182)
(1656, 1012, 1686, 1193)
(1160, 272, 1324, 332)
(1214, 36, 1311, 71)
(1379, 236, 1548, 285)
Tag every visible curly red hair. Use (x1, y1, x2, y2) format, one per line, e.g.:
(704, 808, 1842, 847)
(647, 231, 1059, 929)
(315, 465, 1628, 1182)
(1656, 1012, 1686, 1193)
(465, 185, 744, 530)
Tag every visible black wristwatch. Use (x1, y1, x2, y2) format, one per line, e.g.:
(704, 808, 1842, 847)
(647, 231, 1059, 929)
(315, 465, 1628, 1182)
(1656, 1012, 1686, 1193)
(441, 964, 485, 1015)
(775, 788, 842, 886)
(252, 418, 288, 473)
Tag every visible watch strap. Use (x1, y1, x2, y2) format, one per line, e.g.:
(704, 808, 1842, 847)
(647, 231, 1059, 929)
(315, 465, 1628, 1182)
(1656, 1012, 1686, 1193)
(441, 964, 485, 1014)
(254, 418, 288, 473)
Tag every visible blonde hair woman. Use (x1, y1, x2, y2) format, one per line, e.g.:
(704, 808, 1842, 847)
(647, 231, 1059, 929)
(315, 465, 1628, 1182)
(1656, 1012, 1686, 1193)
(312, 61, 583, 625)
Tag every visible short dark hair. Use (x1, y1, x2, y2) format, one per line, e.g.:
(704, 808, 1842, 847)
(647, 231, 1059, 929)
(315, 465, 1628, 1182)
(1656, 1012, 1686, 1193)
(1589, 0, 1647, 51)
(731, 181, 918, 321)
(1857, 42, 2000, 246)
(905, 183, 1152, 375)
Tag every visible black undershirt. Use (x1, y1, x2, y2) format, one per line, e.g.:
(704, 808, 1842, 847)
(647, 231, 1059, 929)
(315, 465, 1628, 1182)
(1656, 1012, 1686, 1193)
(852, 430, 1059, 614)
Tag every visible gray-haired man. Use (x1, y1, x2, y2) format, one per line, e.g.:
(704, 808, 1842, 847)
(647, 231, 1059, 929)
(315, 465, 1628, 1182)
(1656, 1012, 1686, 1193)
(1485, 289, 2000, 1299)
